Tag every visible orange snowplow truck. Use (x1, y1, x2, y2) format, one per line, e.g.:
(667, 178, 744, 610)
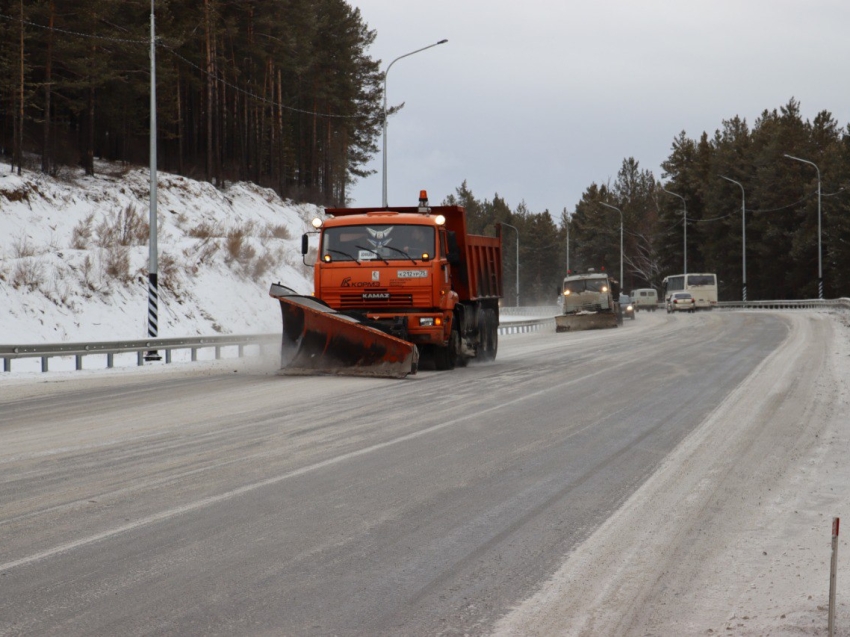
(269, 191, 503, 378)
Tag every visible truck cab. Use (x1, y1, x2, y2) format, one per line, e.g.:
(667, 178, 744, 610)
(561, 271, 615, 314)
(555, 269, 621, 332)
(311, 211, 454, 349)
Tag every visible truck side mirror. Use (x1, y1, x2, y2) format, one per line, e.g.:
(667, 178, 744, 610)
(446, 231, 461, 266)
(301, 233, 309, 256)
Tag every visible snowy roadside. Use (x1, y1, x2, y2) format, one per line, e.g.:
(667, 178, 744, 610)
(1, 164, 315, 345)
(494, 310, 850, 636)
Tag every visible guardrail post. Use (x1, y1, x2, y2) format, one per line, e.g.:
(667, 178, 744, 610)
(3, 358, 9, 372)
(107, 353, 114, 368)
(137, 351, 144, 366)
(239, 344, 245, 358)
(191, 347, 198, 362)
(165, 349, 172, 364)
(41, 356, 48, 373)
(215, 346, 222, 360)
(76, 355, 83, 371)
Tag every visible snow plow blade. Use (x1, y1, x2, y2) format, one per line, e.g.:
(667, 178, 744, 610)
(269, 283, 417, 378)
(555, 311, 619, 332)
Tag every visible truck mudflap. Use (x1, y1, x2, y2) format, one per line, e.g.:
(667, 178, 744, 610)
(555, 311, 619, 332)
(269, 283, 418, 378)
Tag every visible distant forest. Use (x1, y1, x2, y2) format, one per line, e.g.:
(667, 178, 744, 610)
(0, 0, 382, 205)
(449, 99, 850, 303)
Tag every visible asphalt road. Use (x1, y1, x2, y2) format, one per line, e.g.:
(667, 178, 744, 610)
(0, 311, 788, 636)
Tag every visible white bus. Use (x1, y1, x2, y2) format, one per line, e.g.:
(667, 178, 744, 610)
(662, 273, 718, 310)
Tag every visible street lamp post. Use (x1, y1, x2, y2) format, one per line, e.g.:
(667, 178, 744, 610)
(381, 39, 448, 207)
(599, 202, 623, 289)
(501, 222, 520, 307)
(784, 154, 823, 299)
(563, 208, 572, 273)
(146, 0, 161, 361)
(661, 186, 687, 275)
(720, 176, 747, 302)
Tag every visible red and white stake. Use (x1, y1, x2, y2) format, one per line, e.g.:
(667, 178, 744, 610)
(829, 517, 839, 637)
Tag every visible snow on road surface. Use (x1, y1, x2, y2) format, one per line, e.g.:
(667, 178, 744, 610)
(495, 310, 850, 636)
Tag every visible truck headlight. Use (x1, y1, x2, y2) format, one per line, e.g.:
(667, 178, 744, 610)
(419, 318, 435, 326)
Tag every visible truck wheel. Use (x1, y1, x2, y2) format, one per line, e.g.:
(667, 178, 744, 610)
(487, 309, 499, 360)
(456, 339, 469, 367)
(476, 312, 488, 361)
(477, 310, 495, 361)
(434, 330, 458, 370)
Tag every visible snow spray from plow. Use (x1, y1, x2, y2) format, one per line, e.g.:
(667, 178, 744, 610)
(269, 283, 418, 379)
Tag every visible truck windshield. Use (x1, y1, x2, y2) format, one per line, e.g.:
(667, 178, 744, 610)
(564, 279, 609, 294)
(322, 225, 435, 262)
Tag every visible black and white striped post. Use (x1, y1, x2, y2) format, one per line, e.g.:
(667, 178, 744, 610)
(147, 273, 159, 335)
(145, 0, 161, 362)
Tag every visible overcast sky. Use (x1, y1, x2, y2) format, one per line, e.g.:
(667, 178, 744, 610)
(345, 0, 850, 220)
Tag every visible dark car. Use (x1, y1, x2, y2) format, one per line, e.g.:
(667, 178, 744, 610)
(620, 294, 635, 320)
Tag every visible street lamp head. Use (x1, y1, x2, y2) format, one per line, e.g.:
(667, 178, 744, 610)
(781, 153, 822, 297)
(381, 39, 449, 207)
(783, 153, 819, 175)
(597, 203, 624, 289)
(660, 185, 686, 209)
(661, 185, 688, 275)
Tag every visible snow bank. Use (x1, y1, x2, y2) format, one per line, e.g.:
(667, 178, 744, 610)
(0, 162, 316, 343)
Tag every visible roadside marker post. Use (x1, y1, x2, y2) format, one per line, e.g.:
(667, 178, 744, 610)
(829, 516, 839, 637)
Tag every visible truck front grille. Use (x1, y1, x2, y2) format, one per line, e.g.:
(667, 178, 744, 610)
(338, 293, 414, 309)
(567, 302, 604, 313)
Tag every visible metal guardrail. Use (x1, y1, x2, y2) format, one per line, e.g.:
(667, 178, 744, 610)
(2, 319, 555, 373)
(3, 299, 847, 373)
(716, 298, 850, 311)
(498, 319, 555, 335)
(500, 305, 561, 317)
(1, 334, 280, 373)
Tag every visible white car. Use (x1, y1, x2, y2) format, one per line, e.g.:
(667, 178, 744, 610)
(666, 292, 696, 313)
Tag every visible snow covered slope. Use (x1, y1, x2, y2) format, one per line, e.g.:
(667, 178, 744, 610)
(1, 162, 317, 343)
